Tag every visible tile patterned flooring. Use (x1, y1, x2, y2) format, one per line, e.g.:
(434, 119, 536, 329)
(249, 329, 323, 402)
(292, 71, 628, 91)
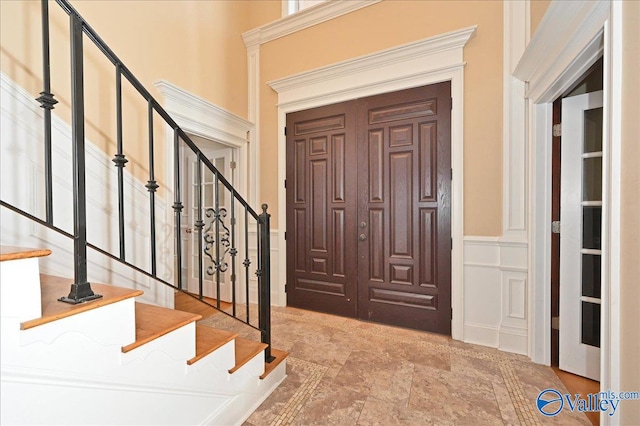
(200, 306, 591, 425)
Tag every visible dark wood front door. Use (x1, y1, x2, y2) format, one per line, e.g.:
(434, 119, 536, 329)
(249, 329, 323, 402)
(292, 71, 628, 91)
(285, 101, 358, 317)
(286, 82, 452, 334)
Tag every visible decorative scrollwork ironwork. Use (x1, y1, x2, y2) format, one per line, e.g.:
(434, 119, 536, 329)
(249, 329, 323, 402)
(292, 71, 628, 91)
(203, 207, 232, 275)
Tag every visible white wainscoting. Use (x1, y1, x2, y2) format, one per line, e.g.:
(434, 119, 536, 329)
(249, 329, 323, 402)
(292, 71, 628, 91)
(464, 236, 528, 354)
(0, 72, 173, 308)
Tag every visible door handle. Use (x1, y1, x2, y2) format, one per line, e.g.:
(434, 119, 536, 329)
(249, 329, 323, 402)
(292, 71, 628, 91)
(360, 221, 367, 228)
(186, 228, 193, 234)
(359, 233, 367, 241)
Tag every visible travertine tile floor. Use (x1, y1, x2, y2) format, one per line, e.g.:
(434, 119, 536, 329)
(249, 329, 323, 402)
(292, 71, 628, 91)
(200, 306, 590, 425)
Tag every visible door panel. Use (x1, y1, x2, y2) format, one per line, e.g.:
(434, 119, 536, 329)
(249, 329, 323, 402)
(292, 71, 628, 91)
(357, 83, 452, 334)
(286, 102, 358, 317)
(559, 91, 603, 381)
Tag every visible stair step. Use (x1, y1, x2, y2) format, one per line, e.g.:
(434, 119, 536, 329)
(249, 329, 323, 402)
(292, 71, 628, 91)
(0, 246, 51, 262)
(229, 337, 268, 374)
(260, 348, 289, 380)
(187, 325, 238, 365)
(122, 302, 202, 353)
(21, 275, 143, 330)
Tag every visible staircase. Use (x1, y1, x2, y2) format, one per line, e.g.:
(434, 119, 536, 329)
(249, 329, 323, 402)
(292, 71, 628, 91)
(0, 246, 287, 425)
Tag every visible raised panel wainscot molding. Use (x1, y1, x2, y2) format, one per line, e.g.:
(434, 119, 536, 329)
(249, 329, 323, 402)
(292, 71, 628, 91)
(463, 237, 528, 354)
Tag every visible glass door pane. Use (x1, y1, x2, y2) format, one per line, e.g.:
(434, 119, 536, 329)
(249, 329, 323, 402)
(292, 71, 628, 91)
(580, 106, 603, 349)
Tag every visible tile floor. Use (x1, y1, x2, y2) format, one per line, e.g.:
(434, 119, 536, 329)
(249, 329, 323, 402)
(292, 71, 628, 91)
(200, 306, 591, 426)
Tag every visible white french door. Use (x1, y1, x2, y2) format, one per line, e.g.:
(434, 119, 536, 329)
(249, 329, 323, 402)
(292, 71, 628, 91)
(185, 147, 235, 301)
(559, 90, 603, 381)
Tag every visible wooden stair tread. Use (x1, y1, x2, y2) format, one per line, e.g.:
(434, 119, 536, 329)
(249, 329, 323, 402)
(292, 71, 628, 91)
(0, 246, 51, 262)
(187, 325, 238, 365)
(21, 274, 143, 330)
(260, 348, 288, 380)
(122, 302, 202, 353)
(229, 337, 268, 374)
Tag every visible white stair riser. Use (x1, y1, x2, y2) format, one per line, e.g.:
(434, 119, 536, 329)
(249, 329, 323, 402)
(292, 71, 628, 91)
(121, 321, 196, 364)
(0, 258, 42, 322)
(19, 298, 136, 346)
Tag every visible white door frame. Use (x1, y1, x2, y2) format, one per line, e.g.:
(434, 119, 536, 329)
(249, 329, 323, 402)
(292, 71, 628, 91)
(155, 80, 254, 209)
(514, 0, 622, 405)
(268, 26, 477, 340)
(154, 80, 254, 302)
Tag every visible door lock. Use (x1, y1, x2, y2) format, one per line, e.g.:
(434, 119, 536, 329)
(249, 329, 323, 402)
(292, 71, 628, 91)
(359, 233, 367, 241)
(360, 221, 367, 228)
(186, 228, 193, 234)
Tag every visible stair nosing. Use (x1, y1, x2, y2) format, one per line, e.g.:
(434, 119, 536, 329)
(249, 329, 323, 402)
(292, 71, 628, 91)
(0, 246, 52, 262)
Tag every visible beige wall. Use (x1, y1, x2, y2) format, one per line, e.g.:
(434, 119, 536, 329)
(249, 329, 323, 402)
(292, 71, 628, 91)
(620, 0, 640, 422)
(529, 0, 551, 36)
(0, 0, 258, 185)
(258, 0, 504, 234)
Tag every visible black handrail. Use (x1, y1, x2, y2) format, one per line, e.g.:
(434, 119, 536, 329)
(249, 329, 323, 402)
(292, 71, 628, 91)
(0, 200, 262, 332)
(1, 0, 273, 362)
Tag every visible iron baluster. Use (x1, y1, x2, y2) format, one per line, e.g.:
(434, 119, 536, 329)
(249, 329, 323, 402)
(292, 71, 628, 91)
(215, 170, 220, 310)
(244, 206, 250, 324)
(230, 191, 237, 318)
(59, 12, 101, 304)
(172, 130, 184, 290)
(259, 204, 274, 362)
(196, 154, 204, 300)
(146, 101, 159, 276)
(37, 0, 58, 224)
(112, 64, 128, 261)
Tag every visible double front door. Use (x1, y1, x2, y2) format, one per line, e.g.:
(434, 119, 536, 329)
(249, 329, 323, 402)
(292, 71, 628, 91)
(286, 83, 452, 334)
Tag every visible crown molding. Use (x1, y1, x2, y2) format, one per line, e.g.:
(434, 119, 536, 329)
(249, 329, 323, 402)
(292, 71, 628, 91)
(268, 25, 476, 105)
(154, 80, 253, 147)
(242, 0, 382, 48)
(513, 0, 609, 103)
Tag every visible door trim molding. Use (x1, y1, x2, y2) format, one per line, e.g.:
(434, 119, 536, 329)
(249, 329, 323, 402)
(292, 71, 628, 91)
(154, 80, 254, 209)
(268, 26, 477, 340)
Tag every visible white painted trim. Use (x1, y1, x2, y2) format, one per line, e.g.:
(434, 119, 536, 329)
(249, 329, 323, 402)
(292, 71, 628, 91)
(154, 80, 254, 207)
(154, 80, 253, 149)
(268, 26, 477, 103)
(246, 44, 261, 207)
(528, 102, 553, 365)
(463, 236, 528, 354)
(515, 0, 620, 397)
(242, 0, 382, 48)
(268, 27, 476, 340)
(513, 0, 608, 103)
(601, 3, 623, 410)
(502, 0, 529, 241)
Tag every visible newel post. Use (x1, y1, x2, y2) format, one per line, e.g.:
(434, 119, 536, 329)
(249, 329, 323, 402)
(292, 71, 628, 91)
(258, 204, 274, 362)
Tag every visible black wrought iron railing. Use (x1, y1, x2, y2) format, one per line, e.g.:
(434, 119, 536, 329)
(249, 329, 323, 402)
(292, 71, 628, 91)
(0, 0, 273, 362)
